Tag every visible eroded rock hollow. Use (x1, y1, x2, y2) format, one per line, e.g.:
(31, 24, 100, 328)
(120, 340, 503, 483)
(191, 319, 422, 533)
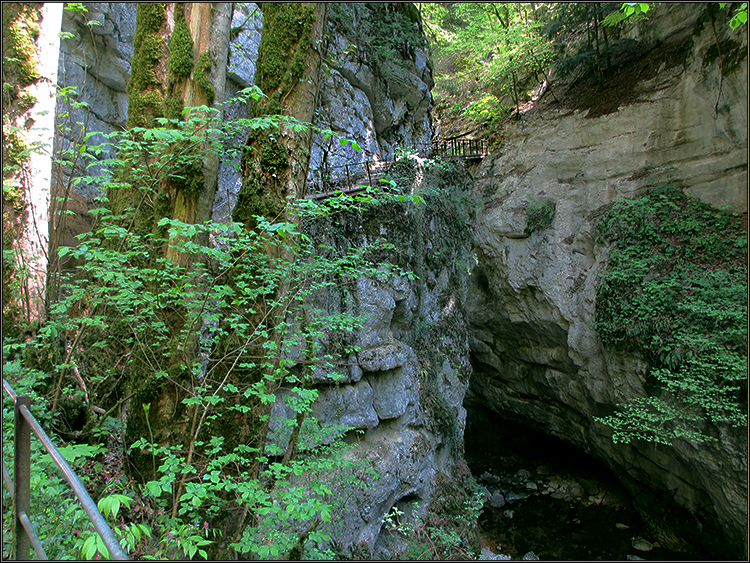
(466, 3, 747, 558)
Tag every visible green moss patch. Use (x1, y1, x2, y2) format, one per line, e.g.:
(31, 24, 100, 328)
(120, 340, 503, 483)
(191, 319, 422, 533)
(168, 9, 194, 80)
(127, 3, 167, 129)
(194, 50, 215, 105)
(257, 4, 316, 95)
(524, 198, 556, 235)
(2, 3, 41, 100)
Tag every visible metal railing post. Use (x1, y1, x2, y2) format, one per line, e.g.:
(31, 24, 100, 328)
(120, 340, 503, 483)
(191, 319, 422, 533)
(17, 403, 129, 560)
(14, 395, 31, 560)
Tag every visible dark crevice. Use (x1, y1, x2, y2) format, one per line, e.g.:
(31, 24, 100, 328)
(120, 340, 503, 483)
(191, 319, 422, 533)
(463, 403, 712, 560)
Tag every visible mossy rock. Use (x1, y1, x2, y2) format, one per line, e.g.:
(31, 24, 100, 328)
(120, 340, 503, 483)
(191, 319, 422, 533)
(2, 3, 41, 90)
(127, 4, 167, 129)
(257, 4, 316, 95)
(195, 51, 215, 105)
(168, 10, 194, 80)
(233, 173, 282, 226)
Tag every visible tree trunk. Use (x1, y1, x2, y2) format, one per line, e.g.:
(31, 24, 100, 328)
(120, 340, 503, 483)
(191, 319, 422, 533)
(233, 3, 328, 226)
(115, 2, 234, 483)
(593, 4, 602, 86)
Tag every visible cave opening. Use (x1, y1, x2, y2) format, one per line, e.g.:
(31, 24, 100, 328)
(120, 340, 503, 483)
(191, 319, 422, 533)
(463, 404, 709, 560)
(464, 404, 614, 479)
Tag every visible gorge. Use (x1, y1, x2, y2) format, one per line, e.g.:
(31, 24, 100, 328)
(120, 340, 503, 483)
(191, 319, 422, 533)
(2, 2, 747, 560)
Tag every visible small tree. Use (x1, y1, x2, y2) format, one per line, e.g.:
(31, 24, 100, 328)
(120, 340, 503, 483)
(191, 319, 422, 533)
(4, 86, 419, 558)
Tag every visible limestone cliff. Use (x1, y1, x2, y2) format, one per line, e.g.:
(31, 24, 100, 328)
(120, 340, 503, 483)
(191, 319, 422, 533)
(47, 2, 469, 557)
(467, 3, 747, 557)
(284, 158, 476, 556)
(51, 2, 134, 249)
(309, 2, 433, 185)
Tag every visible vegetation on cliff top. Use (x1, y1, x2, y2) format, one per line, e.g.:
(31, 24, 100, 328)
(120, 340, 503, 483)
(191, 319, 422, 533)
(422, 2, 746, 137)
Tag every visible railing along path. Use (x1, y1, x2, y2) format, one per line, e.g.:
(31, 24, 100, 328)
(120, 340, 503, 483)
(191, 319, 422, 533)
(305, 138, 487, 200)
(2, 378, 129, 560)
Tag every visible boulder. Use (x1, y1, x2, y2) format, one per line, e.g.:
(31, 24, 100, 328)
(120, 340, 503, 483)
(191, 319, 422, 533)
(490, 491, 506, 508)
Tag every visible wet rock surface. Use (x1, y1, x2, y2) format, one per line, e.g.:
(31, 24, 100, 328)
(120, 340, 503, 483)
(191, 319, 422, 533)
(474, 452, 709, 561)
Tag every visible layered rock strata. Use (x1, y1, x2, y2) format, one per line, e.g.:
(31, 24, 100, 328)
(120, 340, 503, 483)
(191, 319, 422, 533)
(467, 3, 747, 558)
(271, 159, 475, 556)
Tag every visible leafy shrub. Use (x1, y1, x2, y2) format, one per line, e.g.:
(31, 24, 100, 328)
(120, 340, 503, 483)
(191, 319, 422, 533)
(3, 83, 419, 559)
(594, 185, 747, 445)
(524, 197, 556, 235)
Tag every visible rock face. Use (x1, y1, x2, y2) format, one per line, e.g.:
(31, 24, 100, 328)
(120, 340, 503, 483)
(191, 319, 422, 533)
(52, 2, 136, 249)
(308, 3, 434, 189)
(272, 159, 476, 557)
(212, 3, 263, 223)
(50, 2, 263, 228)
(467, 3, 747, 558)
(52, 3, 435, 226)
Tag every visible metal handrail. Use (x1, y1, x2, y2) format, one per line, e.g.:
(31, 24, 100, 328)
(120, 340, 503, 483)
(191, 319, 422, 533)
(430, 138, 488, 158)
(305, 138, 488, 199)
(307, 156, 393, 197)
(2, 378, 129, 560)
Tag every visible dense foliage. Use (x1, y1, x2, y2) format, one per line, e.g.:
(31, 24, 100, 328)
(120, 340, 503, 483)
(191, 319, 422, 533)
(594, 185, 748, 445)
(422, 2, 638, 130)
(422, 2, 556, 129)
(1, 85, 418, 560)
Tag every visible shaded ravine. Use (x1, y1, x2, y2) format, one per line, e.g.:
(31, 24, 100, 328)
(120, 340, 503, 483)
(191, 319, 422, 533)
(465, 406, 712, 561)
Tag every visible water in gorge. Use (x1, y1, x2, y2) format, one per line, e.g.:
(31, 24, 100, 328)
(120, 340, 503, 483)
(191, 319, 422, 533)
(465, 409, 711, 561)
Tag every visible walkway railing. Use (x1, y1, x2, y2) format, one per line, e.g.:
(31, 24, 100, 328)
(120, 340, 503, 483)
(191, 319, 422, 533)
(305, 138, 487, 199)
(2, 378, 129, 560)
(306, 157, 392, 199)
(430, 138, 488, 159)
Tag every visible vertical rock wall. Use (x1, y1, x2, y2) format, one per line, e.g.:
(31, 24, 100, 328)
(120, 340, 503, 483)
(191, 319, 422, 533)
(467, 3, 747, 558)
(51, 3, 436, 223)
(293, 159, 475, 556)
(46, 2, 473, 557)
(308, 3, 434, 188)
(212, 2, 262, 223)
(5, 3, 63, 322)
(52, 2, 135, 249)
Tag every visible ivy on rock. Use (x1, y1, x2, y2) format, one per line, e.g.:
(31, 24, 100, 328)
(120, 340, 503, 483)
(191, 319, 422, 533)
(594, 184, 747, 445)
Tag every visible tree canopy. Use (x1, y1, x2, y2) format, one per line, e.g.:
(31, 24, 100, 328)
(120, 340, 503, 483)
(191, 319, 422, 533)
(421, 2, 747, 134)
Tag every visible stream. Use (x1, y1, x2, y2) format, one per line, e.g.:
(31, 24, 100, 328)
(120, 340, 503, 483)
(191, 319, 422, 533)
(465, 409, 710, 561)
